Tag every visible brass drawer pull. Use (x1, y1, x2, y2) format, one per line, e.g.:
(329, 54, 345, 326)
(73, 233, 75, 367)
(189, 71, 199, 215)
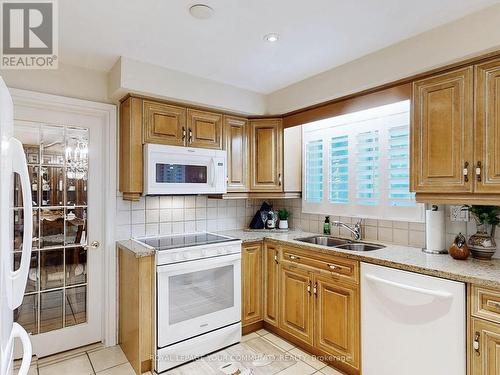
(327, 264, 340, 271)
(486, 299, 500, 309)
(288, 254, 300, 261)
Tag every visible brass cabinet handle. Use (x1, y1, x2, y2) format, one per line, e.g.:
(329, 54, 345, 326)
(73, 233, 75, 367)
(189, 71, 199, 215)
(307, 282, 311, 295)
(278, 173, 282, 186)
(274, 252, 279, 264)
(327, 264, 339, 271)
(473, 332, 480, 355)
(476, 161, 482, 182)
(182, 127, 186, 140)
(189, 128, 193, 144)
(463, 162, 469, 182)
(313, 282, 317, 296)
(288, 254, 300, 261)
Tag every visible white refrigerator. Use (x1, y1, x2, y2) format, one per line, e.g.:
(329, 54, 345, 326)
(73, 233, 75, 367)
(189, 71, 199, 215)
(0, 78, 33, 375)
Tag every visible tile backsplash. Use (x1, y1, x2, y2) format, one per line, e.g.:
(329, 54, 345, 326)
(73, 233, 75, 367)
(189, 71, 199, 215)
(115, 194, 500, 259)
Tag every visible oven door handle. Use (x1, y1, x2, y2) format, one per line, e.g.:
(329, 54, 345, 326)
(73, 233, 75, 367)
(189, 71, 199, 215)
(157, 252, 241, 274)
(210, 158, 216, 186)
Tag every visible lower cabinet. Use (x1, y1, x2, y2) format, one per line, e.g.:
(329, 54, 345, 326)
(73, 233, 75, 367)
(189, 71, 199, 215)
(315, 274, 360, 370)
(241, 242, 263, 328)
(279, 263, 314, 345)
(264, 243, 280, 327)
(471, 318, 500, 374)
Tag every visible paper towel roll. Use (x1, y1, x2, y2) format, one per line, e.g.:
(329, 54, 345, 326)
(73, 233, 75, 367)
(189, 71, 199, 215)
(425, 209, 446, 252)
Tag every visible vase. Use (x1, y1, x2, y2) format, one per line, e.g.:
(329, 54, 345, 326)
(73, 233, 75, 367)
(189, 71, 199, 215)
(278, 220, 288, 230)
(469, 223, 497, 260)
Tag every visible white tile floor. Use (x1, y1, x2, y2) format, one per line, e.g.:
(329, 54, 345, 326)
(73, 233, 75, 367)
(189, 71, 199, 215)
(18, 330, 345, 375)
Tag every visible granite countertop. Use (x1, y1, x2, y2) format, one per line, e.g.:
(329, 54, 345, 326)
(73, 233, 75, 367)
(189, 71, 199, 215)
(118, 229, 500, 289)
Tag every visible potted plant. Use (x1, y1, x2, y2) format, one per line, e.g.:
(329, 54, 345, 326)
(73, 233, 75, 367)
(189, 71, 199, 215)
(467, 205, 500, 260)
(278, 209, 290, 230)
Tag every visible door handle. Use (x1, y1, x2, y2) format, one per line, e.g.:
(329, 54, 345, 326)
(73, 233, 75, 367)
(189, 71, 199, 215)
(463, 162, 469, 182)
(365, 274, 453, 299)
(9, 138, 33, 309)
(89, 241, 100, 249)
(189, 128, 193, 144)
(307, 282, 311, 295)
(2, 323, 32, 375)
(473, 331, 480, 355)
(182, 127, 186, 141)
(476, 161, 482, 182)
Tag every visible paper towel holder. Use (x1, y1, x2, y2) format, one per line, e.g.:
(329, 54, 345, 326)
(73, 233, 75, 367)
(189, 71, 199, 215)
(422, 205, 448, 254)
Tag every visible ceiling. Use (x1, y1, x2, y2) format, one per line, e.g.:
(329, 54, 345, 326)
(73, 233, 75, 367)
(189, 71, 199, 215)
(60, 0, 500, 94)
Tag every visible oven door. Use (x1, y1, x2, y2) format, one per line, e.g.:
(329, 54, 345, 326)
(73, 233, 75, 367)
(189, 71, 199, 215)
(156, 253, 241, 348)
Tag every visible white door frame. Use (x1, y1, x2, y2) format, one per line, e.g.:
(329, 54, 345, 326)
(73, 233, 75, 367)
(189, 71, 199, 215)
(9, 88, 118, 348)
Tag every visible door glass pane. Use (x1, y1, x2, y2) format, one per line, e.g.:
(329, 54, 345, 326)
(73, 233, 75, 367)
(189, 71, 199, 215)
(14, 295, 38, 335)
(40, 290, 63, 333)
(65, 286, 86, 327)
(40, 249, 64, 290)
(14, 123, 90, 335)
(168, 265, 234, 325)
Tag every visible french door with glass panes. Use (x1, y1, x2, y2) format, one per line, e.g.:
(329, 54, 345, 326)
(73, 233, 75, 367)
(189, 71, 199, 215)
(12, 117, 103, 357)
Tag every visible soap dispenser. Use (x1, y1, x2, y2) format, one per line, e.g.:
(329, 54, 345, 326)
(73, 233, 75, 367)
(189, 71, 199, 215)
(323, 216, 331, 235)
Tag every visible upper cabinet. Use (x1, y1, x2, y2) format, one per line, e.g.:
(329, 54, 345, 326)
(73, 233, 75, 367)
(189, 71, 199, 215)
(411, 61, 500, 204)
(187, 109, 223, 149)
(249, 119, 283, 192)
(143, 101, 186, 146)
(475, 58, 500, 193)
(411, 67, 474, 194)
(224, 116, 249, 192)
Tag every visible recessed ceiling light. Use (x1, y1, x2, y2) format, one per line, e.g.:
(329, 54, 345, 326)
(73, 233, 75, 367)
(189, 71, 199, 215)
(263, 33, 279, 43)
(189, 4, 214, 20)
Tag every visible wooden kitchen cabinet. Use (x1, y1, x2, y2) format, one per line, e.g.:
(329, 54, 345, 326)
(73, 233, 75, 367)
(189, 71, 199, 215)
(411, 67, 474, 194)
(279, 262, 314, 345)
(143, 100, 186, 146)
(471, 318, 500, 375)
(224, 116, 249, 192)
(241, 242, 263, 329)
(314, 274, 360, 371)
(187, 109, 223, 149)
(263, 243, 280, 327)
(249, 119, 283, 192)
(475, 58, 500, 193)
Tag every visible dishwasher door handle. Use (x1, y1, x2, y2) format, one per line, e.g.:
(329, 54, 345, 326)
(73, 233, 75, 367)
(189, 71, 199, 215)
(364, 274, 453, 299)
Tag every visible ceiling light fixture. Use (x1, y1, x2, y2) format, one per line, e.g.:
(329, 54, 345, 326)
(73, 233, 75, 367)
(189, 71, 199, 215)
(189, 4, 214, 20)
(263, 33, 279, 43)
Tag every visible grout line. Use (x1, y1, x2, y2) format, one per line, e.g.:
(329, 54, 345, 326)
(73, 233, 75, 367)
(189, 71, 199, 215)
(86, 352, 96, 374)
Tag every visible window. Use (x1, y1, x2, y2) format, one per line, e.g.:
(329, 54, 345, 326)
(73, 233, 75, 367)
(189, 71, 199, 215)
(302, 100, 423, 222)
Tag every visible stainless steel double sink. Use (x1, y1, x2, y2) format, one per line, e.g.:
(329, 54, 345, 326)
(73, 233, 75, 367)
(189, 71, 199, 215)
(294, 235, 385, 252)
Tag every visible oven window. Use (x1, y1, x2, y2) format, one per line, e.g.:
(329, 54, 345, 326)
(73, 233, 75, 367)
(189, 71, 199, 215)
(156, 164, 207, 184)
(168, 265, 234, 325)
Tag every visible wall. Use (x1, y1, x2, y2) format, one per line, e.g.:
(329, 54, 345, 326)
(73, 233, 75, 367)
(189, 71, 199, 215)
(108, 57, 267, 115)
(267, 3, 500, 114)
(0, 63, 110, 103)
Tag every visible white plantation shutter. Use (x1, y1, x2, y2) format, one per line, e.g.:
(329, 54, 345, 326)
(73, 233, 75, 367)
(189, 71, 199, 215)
(304, 140, 323, 202)
(356, 131, 379, 206)
(329, 136, 349, 203)
(388, 125, 415, 207)
(302, 100, 424, 222)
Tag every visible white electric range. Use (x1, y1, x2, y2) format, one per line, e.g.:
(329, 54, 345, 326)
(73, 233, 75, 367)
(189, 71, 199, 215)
(133, 232, 242, 373)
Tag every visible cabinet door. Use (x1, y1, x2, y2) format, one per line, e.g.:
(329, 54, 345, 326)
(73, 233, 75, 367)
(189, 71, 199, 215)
(475, 59, 500, 193)
(411, 67, 473, 193)
(241, 243, 263, 327)
(263, 244, 280, 327)
(143, 101, 186, 146)
(249, 119, 283, 191)
(224, 116, 249, 192)
(187, 109, 223, 149)
(471, 318, 500, 375)
(279, 263, 313, 345)
(314, 275, 360, 371)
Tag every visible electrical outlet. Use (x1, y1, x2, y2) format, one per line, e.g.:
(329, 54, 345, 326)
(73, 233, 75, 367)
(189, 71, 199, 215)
(450, 205, 469, 222)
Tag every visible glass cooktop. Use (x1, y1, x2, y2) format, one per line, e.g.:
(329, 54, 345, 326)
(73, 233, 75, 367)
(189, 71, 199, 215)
(137, 232, 236, 251)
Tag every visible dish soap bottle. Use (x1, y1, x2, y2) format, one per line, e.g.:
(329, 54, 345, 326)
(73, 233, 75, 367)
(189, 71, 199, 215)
(323, 216, 331, 235)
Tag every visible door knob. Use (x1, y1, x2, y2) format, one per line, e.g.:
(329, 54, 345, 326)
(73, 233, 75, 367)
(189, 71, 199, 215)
(90, 241, 100, 249)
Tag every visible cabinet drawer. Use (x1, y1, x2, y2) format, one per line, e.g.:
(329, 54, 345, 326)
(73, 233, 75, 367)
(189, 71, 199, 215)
(471, 285, 500, 324)
(281, 247, 358, 284)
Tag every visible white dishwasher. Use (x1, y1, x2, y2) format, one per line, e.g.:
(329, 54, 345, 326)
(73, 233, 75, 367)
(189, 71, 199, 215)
(361, 263, 466, 375)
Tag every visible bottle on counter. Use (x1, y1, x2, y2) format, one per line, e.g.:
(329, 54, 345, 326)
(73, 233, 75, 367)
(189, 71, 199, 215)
(323, 216, 331, 235)
(266, 212, 276, 230)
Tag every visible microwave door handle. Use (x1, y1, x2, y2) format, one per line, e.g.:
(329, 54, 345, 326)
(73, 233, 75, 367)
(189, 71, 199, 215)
(210, 158, 216, 186)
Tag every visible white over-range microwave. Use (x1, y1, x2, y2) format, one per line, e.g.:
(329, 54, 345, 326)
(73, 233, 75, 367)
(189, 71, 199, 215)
(144, 144, 227, 195)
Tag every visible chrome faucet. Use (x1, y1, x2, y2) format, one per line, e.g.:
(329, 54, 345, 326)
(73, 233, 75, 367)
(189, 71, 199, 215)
(332, 219, 363, 241)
